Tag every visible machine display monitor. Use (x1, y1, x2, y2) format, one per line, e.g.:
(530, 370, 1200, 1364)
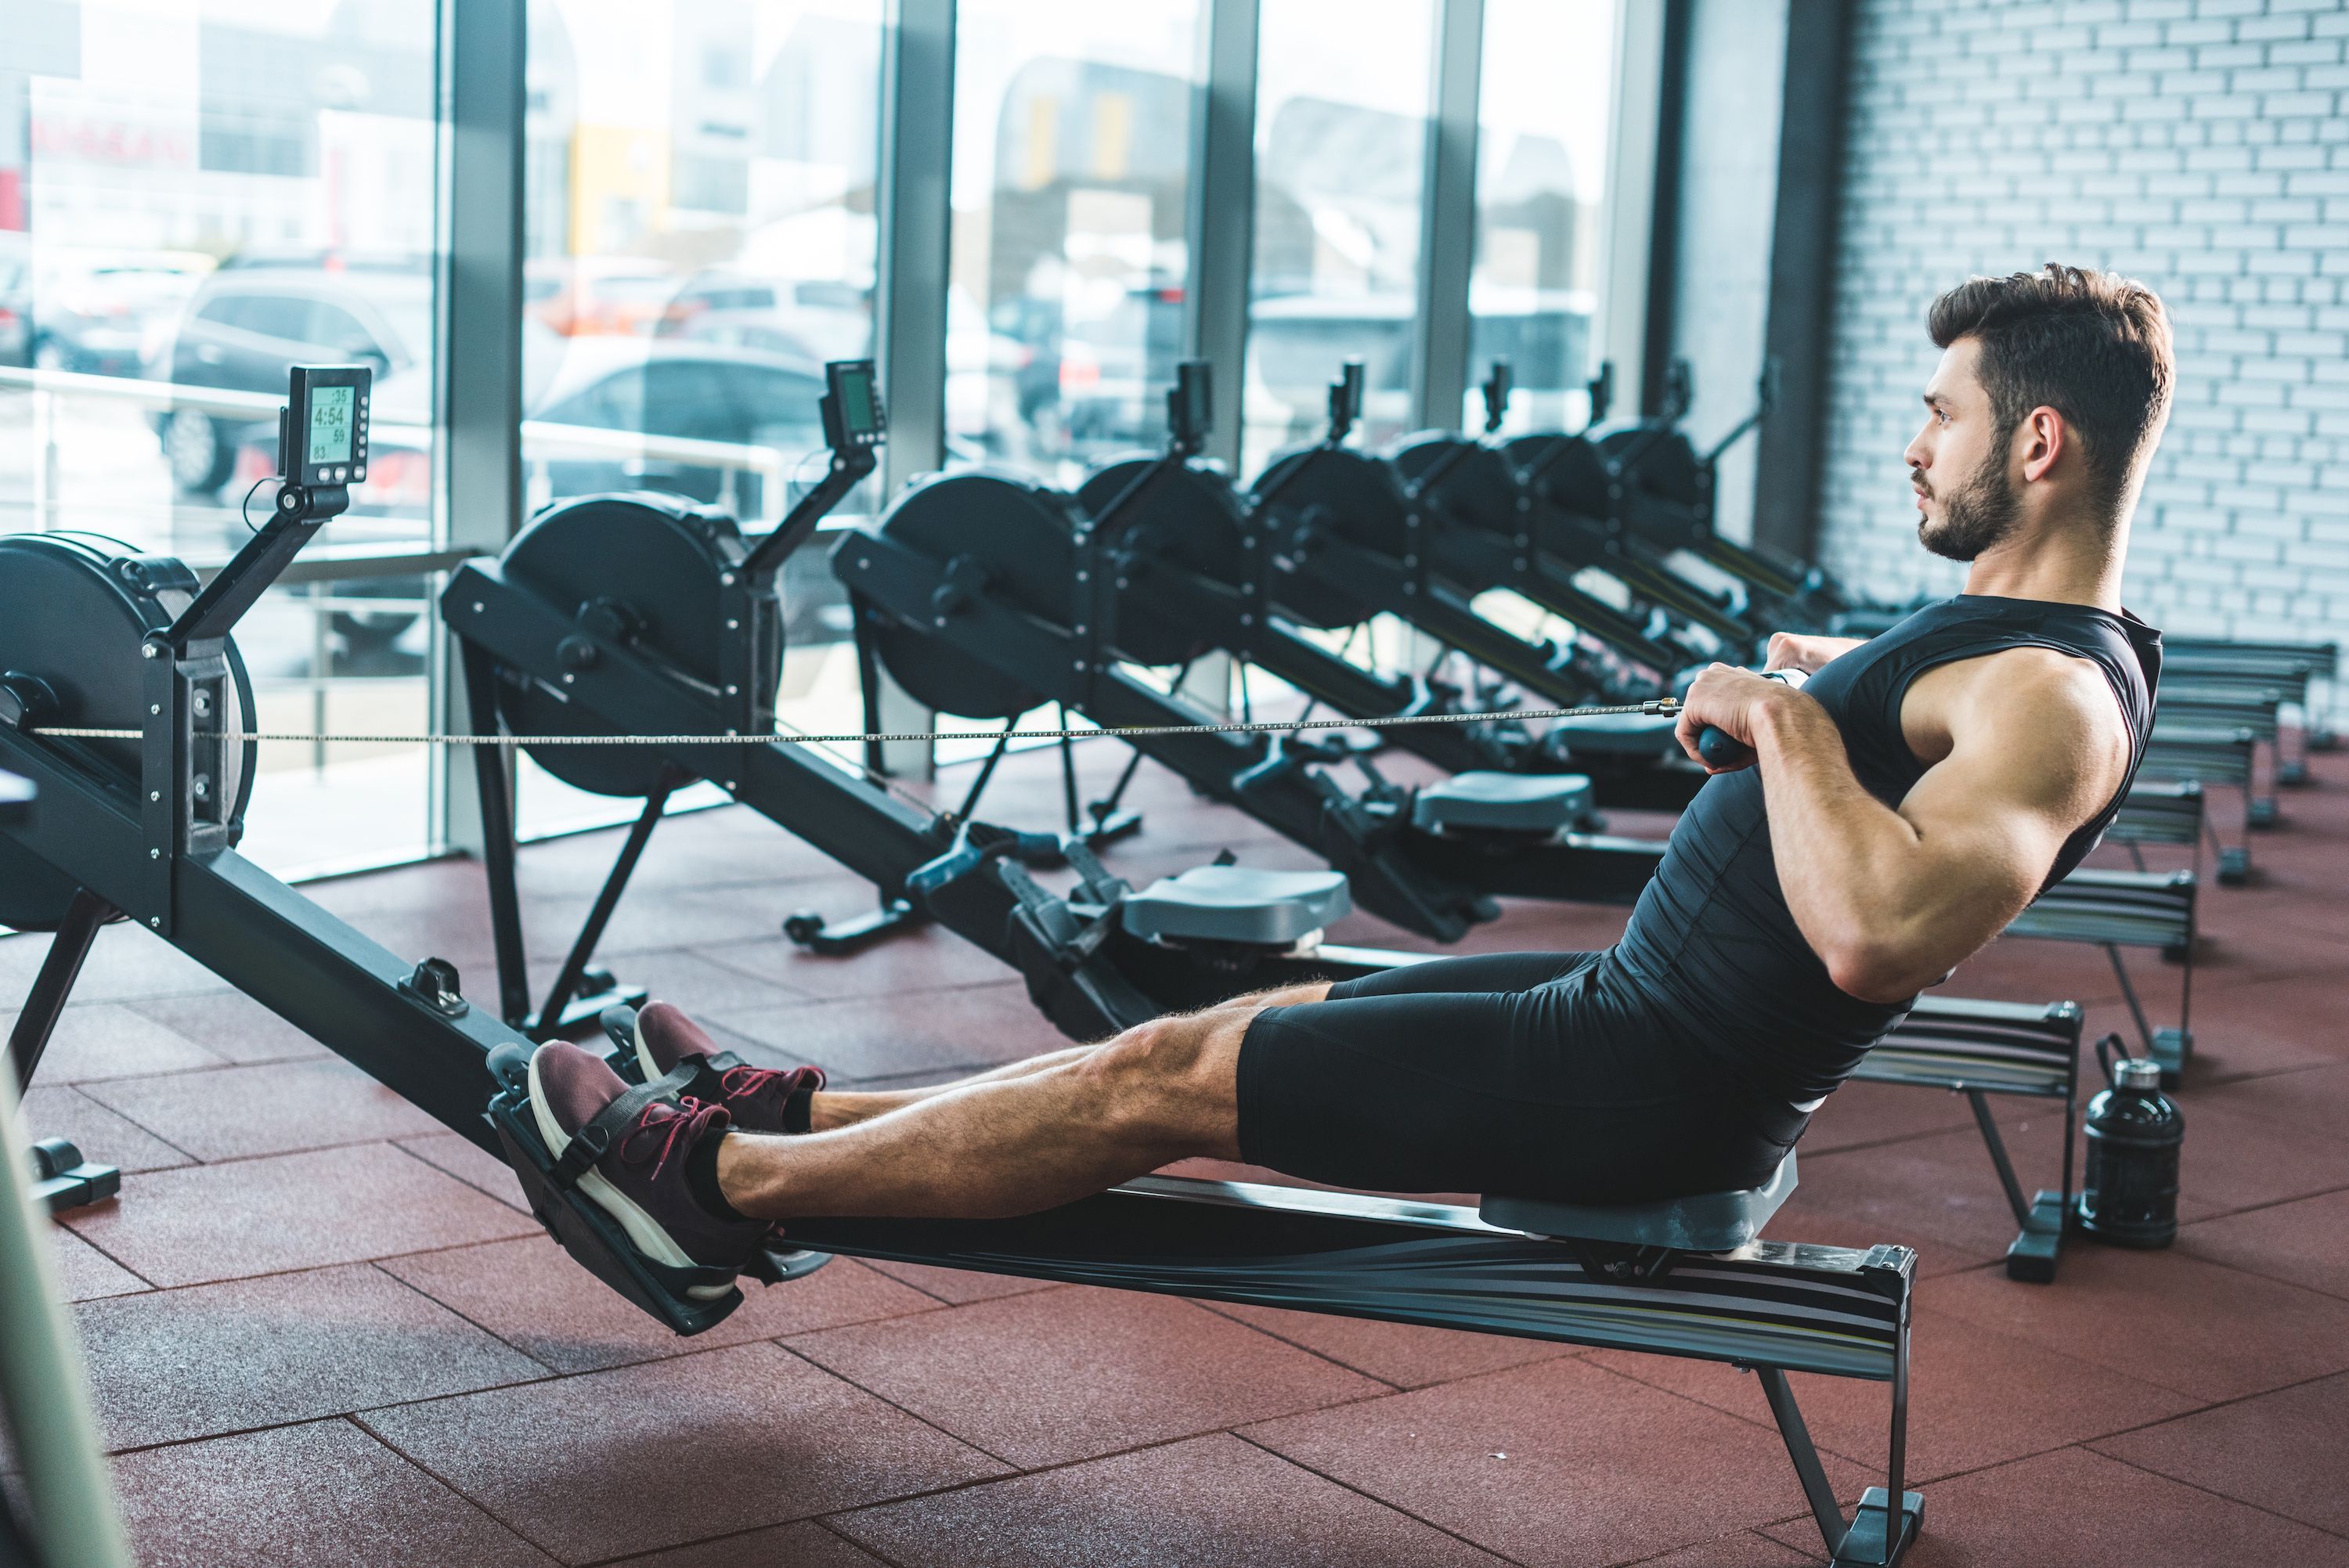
(309, 385, 355, 465)
(824, 360, 886, 449)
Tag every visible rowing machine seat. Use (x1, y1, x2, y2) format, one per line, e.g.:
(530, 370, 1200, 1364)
(1412, 771, 1593, 834)
(1481, 1152, 1798, 1252)
(1550, 712, 1685, 757)
(1120, 865, 1352, 946)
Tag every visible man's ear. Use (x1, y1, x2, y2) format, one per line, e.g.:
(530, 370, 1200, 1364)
(2016, 406, 2066, 483)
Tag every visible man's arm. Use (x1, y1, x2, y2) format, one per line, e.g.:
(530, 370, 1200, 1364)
(1678, 651, 2131, 1003)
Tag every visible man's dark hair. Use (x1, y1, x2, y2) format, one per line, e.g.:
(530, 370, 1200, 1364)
(1928, 264, 2174, 523)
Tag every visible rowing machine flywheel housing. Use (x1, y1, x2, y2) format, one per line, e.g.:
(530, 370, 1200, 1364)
(854, 470, 1071, 721)
(0, 534, 258, 931)
(493, 493, 774, 797)
(1073, 456, 1249, 667)
(1244, 444, 1412, 630)
(1386, 431, 1522, 543)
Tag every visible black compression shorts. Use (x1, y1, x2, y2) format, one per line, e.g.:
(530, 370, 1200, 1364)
(1235, 951, 1810, 1203)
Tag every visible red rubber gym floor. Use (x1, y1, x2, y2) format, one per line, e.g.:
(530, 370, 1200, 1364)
(9, 741, 2348, 1567)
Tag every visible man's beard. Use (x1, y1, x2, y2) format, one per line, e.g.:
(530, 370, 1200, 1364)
(1915, 449, 2022, 562)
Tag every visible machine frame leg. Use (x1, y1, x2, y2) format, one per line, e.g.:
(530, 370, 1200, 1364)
(7, 891, 123, 1216)
(529, 773, 676, 1039)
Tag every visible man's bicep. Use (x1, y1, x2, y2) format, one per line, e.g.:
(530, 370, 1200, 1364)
(1895, 693, 2115, 928)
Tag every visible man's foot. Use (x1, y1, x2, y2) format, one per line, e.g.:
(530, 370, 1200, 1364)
(528, 1041, 768, 1296)
(630, 1000, 824, 1136)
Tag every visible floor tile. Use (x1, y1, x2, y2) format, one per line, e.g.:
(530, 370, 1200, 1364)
(1759, 1444, 2349, 1568)
(1200, 1299, 1579, 1390)
(789, 1285, 1384, 1469)
(360, 1341, 1005, 1564)
(708, 982, 1070, 1083)
(1241, 1357, 1871, 1568)
(579, 947, 819, 1011)
(110, 1419, 556, 1568)
(1587, 1306, 2197, 1483)
(9, 1002, 226, 1083)
(2176, 1188, 2349, 1299)
(74, 1263, 545, 1451)
(125, 989, 334, 1065)
(859, 1259, 1062, 1304)
(62, 1143, 538, 1288)
(702, 925, 1024, 1002)
(2160, 1097, 2349, 1217)
(604, 1521, 886, 1567)
(17, 1083, 194, 1174)
(395, 1132, 532, 1213)
(2171, 969, 2349, 1085)
(82, 1058, 445, 1162)
(1628, 1534, 1823, 1567)
(49, 1224, 149, 1303)
(2092, 1371, 2349, 1536)
(1925, 1244, 2349, 1402)
(0, 925, 233, 1005)
(383, 1235, 939, 1375)
(2193, 1062, 2349, 1146)
(831, 1433, 1510, 1567)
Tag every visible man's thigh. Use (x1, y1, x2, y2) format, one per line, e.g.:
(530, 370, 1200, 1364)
(1326, 950, 1600, 1002)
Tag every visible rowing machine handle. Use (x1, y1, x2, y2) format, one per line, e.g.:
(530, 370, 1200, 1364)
(1694, 668, 1808, 770)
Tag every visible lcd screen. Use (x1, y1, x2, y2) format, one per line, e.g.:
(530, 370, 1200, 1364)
(309, 385, 355, 465)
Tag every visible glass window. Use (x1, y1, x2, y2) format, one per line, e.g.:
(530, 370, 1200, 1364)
(0, 0, 442, 877)
(949, 0, 1203, 487)
(1469, 0, 1617, 434)
(1243, 0, 1438, 478)
(520, 0, 884, 838)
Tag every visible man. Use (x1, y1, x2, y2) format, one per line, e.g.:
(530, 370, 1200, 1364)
(527, 264, 2171, 1280)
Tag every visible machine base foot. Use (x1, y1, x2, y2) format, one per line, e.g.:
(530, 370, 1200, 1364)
(1082, 809, 1145, 849)
(2004, 1191, 2067, 1282)
(785, 900, 920, 955)
(2248, 796, 2280, 829)
(1831, 1487, 1924, 1566)
(2217, 847, 2250, 886)
(30, 1137, 121, 1214)
(2150, 1028, 2192, 1087)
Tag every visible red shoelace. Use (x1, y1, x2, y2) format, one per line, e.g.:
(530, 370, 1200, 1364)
(616, 1095, 731, 1179)
(717, 1063, 824, 1108)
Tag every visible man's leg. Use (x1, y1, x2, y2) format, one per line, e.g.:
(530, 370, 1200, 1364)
(718, 1001, 1258, 1221)
(806, 979, 1333, 1132)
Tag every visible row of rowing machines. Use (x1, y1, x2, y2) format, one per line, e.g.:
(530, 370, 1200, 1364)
(0, 363, 1925, 1563)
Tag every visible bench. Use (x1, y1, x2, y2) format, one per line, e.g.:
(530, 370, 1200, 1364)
(2135, 726, 2257, 884)
(2157, 689, 2285, 827)
(1858, 997, 2083, 1281)
(2164, 636, 2336, 760)
(2007, 868, 2195, 1081)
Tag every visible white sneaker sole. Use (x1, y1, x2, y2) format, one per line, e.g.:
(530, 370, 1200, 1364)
(528, 1045, 736, 1301)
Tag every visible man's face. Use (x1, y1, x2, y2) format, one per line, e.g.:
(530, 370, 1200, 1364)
(1904, 338, 2021, 562)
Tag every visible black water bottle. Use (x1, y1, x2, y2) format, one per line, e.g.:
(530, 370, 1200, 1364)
(2075, 1037, 2183, 1247)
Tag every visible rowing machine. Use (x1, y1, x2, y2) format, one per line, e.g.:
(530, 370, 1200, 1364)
(444, 362, 1408, 1039)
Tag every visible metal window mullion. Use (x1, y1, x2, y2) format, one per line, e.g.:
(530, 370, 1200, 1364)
(434, 0, 528, 858)
(869, 0, 956, 776)
(1185, 0, 1260, 475)
(1411, 0, 1485, 436)
(1597, 0, 1670, 420)
(876, 0, 954, 498)
(1176, 0, 1261, 716)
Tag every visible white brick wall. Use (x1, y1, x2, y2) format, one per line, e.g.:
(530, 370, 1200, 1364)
(1817, 0, 2349, 644)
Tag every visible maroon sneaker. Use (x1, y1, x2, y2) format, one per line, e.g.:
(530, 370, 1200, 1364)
(630, 1000, 824, 1136)
(527, 1040, 768, 1295)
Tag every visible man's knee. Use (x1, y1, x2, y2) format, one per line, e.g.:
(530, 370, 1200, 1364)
(1082, 1008, 1249, 1145)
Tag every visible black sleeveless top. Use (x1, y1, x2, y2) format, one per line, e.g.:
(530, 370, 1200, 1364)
(1609, 594, 2163, 1101)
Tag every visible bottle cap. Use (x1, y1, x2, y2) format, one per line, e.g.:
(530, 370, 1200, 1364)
(2115, 1058, 2163, 1090)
